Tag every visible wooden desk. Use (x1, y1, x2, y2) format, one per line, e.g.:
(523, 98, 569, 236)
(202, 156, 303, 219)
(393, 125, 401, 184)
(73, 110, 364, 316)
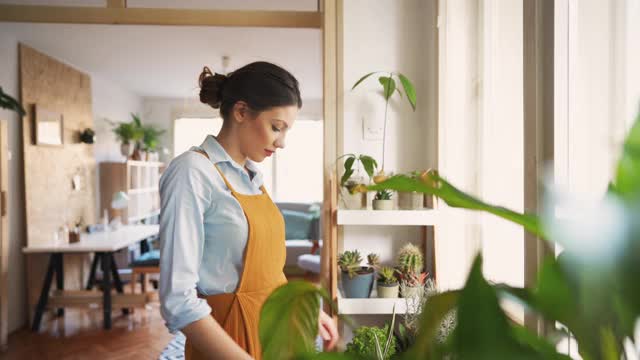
(23, 224, 159, 331)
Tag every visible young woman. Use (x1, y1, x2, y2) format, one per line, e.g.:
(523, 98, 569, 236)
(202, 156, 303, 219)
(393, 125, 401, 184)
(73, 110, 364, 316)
(159, 62, 338, 359)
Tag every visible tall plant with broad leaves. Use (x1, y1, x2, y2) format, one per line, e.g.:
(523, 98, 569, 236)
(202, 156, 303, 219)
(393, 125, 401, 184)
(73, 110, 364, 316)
(351, 72, 417, 176)
(259, 113, 640, 359)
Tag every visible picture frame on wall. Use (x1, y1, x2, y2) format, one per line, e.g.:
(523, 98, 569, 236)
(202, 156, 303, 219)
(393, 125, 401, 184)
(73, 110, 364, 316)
(33, 105, 64, 146)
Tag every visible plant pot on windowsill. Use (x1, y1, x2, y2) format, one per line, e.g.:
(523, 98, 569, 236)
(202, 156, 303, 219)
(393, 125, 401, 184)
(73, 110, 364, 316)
(340, 267, 374, 298)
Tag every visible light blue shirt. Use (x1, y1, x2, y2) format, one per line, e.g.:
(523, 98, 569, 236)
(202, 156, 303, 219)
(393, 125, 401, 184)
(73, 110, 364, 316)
(158, 135, 265, 334)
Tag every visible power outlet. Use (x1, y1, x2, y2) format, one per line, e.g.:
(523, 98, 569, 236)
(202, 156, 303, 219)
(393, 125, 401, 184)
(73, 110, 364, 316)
(362, 116, 383, 141)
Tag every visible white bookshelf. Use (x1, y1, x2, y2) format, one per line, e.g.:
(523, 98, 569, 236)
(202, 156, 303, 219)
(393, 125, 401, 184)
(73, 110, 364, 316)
(337, 209, 440, 226)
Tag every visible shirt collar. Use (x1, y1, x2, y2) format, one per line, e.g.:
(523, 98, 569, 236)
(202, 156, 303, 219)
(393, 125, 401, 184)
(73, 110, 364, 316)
(199, 135, 263, 184)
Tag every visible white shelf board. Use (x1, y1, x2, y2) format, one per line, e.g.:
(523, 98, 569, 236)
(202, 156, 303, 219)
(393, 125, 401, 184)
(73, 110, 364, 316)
(337, 209, 440, 226)
(337, 292, 413, 315)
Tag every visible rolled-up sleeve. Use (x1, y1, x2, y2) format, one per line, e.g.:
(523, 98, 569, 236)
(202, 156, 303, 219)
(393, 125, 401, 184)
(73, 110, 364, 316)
(159, 154, 213, 334)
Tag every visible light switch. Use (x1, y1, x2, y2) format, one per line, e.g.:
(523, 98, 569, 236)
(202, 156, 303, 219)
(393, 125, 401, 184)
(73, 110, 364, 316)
(362, 116, 383, 141)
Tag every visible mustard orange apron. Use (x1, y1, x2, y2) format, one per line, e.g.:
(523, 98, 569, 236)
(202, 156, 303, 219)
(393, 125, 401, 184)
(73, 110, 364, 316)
(185, 162, 287, 360)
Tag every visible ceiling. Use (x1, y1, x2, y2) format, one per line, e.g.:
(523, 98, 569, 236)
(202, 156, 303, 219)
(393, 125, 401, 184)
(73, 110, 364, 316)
(0, 0, 322, 99)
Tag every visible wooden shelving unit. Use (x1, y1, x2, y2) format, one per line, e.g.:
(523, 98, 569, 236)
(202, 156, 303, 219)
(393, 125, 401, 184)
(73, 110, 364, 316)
(99, 161, 165, 224)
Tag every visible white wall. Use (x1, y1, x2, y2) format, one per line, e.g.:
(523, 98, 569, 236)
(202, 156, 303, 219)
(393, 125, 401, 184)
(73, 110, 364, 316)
(436, 0, 482, 291)
(479, 0, 524, 290)
(0, 28, 142, 333)
(143, 96, 323, 161)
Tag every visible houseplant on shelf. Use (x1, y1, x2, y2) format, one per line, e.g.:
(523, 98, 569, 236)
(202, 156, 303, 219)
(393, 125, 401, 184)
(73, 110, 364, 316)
(337, 153, 377, 209)
(398, 170, 426, 210)
(109, 116, 143, 159)
(397, 243, 426, 298)
(141, 122, 166, 161)
(377, 266, 399, 298)
(338, 250, 374, 298)
(351, 71, 417, 184)
(373, 189, 393, 210)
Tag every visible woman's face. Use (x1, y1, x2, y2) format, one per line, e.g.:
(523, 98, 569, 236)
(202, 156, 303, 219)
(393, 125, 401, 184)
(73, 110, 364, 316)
(235, 103, 298, 163)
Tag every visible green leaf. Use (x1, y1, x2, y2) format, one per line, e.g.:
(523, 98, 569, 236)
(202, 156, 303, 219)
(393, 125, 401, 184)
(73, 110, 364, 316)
(378, 76, 396, 101)
(0, 87, 26, 116)
(351, 72, 380, 90)
(359, 155, 377, 179)
(454, 254, 514, 358)
(401, 291, 459, 359)
(511, 325, 572, 360)
(600, 327, 620, 360)
(535, 257, 579, 329)
(398, 73, 417, 111)
(341, 156, 356, 186)
(368, 172, 545, 239)
(612, 112, 640, 198)
(259, 281, 328, 360)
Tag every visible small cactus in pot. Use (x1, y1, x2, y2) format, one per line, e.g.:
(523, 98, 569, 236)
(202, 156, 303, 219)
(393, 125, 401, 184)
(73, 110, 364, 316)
(397, 243, 428, 298)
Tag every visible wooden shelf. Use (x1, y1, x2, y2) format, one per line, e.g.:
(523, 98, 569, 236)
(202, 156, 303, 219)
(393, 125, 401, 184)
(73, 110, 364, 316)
(337, 209, 440, 226)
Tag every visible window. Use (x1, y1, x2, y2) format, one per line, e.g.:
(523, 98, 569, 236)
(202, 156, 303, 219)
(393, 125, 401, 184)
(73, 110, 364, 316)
(173, 117, 322, 203)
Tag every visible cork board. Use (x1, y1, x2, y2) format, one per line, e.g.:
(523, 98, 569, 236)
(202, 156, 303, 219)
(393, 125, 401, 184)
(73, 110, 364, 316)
(19, 44, 97, 315)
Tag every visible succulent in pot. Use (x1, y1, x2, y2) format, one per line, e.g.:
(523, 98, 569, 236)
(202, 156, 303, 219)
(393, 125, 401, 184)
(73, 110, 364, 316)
(377, 266, 400, 298)
(373, 190, 394, 210)
(338, 250, 374, 298)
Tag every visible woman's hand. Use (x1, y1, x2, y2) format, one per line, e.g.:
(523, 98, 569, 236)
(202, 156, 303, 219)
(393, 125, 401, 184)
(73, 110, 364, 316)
(318, 309, 339, 350)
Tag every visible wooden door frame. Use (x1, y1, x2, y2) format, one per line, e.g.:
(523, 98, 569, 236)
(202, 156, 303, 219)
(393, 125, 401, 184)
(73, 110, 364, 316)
(0, 121, 9, 351)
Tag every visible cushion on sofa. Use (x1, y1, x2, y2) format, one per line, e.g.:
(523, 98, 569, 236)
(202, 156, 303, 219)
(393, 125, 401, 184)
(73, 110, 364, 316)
(281, 209, 315, 240)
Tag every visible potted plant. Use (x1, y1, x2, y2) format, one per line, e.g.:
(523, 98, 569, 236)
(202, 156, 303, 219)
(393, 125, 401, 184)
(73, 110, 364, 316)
(346, 307, 398, 360)
(338, 250, 374, 298)
(337, 153, 377, 209)
(397, 243, 427, 298)
(377, 266, 399, 298)
(109, 118, 142, 158)
(352, 71, 417, 184)
(373, 190, 393, 210)
(398, 171, 426, 210)
(141, 123, 166, 161)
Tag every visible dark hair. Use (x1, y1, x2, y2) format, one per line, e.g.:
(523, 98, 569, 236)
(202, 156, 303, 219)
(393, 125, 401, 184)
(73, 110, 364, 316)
(198, 61, 302, 121)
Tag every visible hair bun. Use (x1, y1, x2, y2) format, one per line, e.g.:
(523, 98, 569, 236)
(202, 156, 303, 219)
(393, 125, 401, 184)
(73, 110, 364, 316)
(199, 66, 228, 109)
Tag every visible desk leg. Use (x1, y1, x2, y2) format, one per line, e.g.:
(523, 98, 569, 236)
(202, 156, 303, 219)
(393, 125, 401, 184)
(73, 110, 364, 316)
(109, 253, 129, 315)
(31, 253, 58, 331)
(86, 253, 100, 290)
(55, 254, 64, 317)
(100, 253, 112, 330)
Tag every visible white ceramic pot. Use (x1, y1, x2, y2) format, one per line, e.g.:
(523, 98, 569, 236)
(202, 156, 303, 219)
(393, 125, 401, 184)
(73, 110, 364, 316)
(120, 143, 134, 157)
(372, 199, 393, 210)
(377, 283, 399, 298)
(398, 191, 424, 210)
(401, 285, 423, 299)
(341, 190, 365, 210)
